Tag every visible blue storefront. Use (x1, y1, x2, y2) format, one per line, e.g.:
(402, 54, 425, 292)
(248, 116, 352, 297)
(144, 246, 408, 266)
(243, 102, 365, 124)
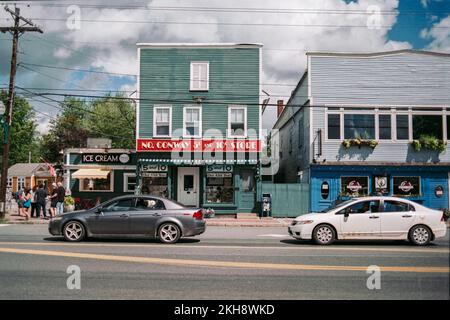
(310, 164, 449, 212)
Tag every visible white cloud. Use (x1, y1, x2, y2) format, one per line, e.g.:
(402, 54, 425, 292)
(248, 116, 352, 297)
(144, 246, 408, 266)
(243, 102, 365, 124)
(421, 15, 450, 52)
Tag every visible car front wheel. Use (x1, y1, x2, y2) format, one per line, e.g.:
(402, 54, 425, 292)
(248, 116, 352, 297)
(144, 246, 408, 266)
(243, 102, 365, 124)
(409, 225, 432, 246)
(313, 224, 336, 245)
(63, 221, 85, 242)
(158, 223, 181, 244)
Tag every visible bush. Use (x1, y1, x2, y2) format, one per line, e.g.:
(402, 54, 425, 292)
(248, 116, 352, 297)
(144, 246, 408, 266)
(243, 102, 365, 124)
(411, 135, 446, 153)
(64, 196, 75, 206)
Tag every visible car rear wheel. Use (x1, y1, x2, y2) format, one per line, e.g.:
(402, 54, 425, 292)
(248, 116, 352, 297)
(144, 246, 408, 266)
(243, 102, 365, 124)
(63, 221, 85, 242)
(313, 224, 336, 245)
(158, 223, 181, 244)
(409, 225, 432, 246)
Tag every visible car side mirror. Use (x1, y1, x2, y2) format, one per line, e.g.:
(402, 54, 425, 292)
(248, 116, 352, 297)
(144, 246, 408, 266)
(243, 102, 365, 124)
(344, 211, 349, 218)
(95, 207, 103, 214)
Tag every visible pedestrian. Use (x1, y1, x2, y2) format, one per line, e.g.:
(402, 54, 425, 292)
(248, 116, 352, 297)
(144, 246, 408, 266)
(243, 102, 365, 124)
(56, 182, 65, 215)
(49, 183, 58, 218)
(21, 188, 32, 220)
(14, 187, 24, 216)
(29, 186, 38, 218)
(35, 184, 48, 219)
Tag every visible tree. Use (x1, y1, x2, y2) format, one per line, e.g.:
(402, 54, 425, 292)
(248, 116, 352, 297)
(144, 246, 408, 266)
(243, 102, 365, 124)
(39, 97, 90, 163)
(0, 91, 40, 166)
(85, 95, 135, 149)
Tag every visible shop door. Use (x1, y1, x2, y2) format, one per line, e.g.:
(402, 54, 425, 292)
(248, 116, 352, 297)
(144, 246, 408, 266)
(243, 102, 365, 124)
(177, 167, 199, 207)
(239, 169, 256, 212)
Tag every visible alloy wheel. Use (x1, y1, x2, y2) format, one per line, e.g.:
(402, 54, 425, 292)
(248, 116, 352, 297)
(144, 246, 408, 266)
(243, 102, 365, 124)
(159, 224, 179, 243)
(64, 222, 84, 241)
(412, 227, 430, 245)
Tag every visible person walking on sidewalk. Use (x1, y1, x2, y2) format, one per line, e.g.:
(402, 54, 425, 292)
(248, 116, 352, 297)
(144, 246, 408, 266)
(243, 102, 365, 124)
(35, 184, 48, 219)
(56, 182, 65, 215)
(49, 183, 58, 218)
(30, 185, 38, 218)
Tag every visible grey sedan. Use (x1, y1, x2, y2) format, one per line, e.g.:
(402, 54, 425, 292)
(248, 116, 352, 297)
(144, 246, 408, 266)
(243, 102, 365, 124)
(48, 195, 206, 244)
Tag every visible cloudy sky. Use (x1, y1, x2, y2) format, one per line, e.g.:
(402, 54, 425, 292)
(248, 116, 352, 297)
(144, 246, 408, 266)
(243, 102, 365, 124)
(0, 0, 449, 135)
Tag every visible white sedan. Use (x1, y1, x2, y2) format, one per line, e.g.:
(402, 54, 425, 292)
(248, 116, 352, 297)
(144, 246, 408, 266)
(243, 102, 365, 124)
(288, 196, 447, 246)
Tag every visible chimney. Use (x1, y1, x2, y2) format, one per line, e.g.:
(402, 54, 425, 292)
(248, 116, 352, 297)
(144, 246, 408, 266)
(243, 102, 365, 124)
(277, 100, 284, 118)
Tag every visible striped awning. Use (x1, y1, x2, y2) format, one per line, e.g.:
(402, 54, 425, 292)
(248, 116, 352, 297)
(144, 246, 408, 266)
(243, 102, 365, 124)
(72, 168, 111, 179)
(138, 158, 258, 165)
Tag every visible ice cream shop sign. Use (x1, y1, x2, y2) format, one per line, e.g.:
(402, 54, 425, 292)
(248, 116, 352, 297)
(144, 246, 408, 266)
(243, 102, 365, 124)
(81, 153, 130, 164)
(137, 139, 261, 152)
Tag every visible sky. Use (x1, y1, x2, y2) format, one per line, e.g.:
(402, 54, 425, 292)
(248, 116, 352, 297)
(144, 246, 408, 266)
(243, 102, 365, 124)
(0, 0, 449, 135)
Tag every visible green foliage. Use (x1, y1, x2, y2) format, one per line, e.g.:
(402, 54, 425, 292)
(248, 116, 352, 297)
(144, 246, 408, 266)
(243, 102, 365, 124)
(64, 195, 75, 206)
(411, 134, 446, 153)
(342, 138, 378, 149)
(0, 91, 40, 166)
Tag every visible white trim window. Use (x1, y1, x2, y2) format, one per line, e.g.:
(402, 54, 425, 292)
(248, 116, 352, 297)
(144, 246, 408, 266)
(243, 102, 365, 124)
(183, 106, 202, 137)
(7, 177, 12, 188)
(153, 105, 172, 137)
(80, 172, 114, 192)
(17, 177, 25, 190)
(190, 62, 209, 91)
(123, 173, 136, 193)
(228, 105, 247, 138)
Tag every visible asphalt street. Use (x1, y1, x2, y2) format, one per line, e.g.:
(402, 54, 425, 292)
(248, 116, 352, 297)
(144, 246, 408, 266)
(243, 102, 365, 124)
(0, 224, 448, 300)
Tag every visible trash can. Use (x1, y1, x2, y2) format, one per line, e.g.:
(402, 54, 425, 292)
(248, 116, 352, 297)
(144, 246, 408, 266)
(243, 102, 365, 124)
(261, 193, 272, 218)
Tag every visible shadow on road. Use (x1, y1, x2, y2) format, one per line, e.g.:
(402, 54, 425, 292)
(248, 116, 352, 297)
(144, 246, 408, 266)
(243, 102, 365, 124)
(280, 239, 440, 247)
(42, 237, 201, 244)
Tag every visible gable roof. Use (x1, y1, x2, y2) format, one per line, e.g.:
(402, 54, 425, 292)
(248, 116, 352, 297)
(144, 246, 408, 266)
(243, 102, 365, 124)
(306, 49, 450, 58)
(7, 163, 50, 177)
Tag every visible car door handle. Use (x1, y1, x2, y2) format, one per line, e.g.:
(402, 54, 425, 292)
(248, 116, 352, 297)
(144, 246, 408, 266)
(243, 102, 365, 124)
(120, 214, 129, 218)
(152, 213, 162, 216)
(369, 216, 380, 219)
(402, 215, 413, 218)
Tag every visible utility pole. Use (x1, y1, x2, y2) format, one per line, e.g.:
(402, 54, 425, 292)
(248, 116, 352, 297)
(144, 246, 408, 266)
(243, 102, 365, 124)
(0, 6, 43, 218)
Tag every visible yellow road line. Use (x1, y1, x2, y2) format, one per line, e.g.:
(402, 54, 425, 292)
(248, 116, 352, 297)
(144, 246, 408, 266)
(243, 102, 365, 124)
(0, 241, 447, 254)
(0, 247, 448, 273)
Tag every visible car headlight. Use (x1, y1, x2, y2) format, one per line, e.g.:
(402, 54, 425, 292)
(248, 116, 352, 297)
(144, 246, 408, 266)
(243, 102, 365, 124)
(297, 220, 314, 225)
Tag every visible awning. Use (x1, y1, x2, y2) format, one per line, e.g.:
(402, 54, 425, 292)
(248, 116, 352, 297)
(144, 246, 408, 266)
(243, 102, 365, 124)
(138, 158, 258, 165)
(72, 168, 111, 179)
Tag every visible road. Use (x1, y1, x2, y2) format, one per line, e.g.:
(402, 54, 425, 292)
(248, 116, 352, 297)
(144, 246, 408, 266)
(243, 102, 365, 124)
(0, 224, 448, 300)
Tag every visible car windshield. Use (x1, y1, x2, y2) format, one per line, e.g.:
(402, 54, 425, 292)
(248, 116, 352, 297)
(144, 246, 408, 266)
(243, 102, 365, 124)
(321, 199, 358, 213)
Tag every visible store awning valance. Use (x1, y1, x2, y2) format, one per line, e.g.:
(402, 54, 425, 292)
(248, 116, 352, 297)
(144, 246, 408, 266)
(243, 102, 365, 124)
(138, 158, 258, 165)
(72, 168, 111, 179)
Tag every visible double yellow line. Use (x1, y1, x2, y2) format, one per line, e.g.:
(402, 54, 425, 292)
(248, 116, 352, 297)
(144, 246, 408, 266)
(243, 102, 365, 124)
(0, 247, 448, 273)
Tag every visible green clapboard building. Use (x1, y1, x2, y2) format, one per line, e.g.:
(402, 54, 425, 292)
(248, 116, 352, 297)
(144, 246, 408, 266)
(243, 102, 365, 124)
(136, 43, 262, 214)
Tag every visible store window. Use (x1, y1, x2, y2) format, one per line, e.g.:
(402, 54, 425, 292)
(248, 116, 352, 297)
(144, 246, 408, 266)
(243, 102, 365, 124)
(344, 114, 375, 139)
(340, 176, 369, 197)
(396, 115, 409, 140)
(241, 170, 255, 192)
(228, 106, 247, 137)
(378, 114, 392, 140)
(327, 114, 340, 139)
(393, 176, 421, 197)
(124, 173, 136, 192)
(206, 172, 234, 203)
(372, 175, 390, 196)
(80, 174, 113, 192)
(413, 115, 443, 139)
(184, 106, 201, 137)
(153, 106, 171, 137)
(142, 173, 168, 197)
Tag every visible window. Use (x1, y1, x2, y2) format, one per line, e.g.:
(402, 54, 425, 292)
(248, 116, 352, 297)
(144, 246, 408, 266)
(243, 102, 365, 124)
(153, 106, 171, 137)
(327, 114, 340, 139)
(7, 178, 12, 188)
(183, 106, 202, 137)
(135, 198, 165, 210)
(103, 198, 134, 212)
(17, 177, 25, 190)
(378, 114, 392, 140)
(340, 176, 369, 197)
(344, 114, 375, 139)
(393, 176, 421, 197)
(241, 170, 255, 192)
(142, 174, 168, 197)
(123, 173, 136, 192)
(206, 173, 234, 204)
(338, 200, 380, 214)
(383, 200, 413, 212)
(228, 106, 247, 137)
(190, 62, 209, 91)
(413, 115, 443, 139)
(80, 172, 113, 192)
(447, 115, 450, 140)
(396, 115, 409, 140)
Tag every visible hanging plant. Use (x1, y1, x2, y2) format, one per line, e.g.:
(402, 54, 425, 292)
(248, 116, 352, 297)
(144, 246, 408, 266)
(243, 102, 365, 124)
(411, 135, 446, 153)
(342, 138, 378, 149)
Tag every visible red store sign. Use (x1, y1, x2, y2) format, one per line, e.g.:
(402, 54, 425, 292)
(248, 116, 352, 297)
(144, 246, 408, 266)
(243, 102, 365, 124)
(137, 139, 261, 152)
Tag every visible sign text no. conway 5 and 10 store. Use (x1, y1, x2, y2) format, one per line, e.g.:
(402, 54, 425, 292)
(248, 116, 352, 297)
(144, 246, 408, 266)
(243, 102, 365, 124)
(136, 139, 261, 152)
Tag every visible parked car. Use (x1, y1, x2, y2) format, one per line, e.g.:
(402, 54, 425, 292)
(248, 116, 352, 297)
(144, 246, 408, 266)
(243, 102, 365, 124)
(288, 196, 447, 246)
(48, 195, 206, 244)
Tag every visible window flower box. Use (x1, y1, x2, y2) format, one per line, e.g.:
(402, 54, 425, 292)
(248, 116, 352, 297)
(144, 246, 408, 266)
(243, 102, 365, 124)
(342, 139, 378, 149)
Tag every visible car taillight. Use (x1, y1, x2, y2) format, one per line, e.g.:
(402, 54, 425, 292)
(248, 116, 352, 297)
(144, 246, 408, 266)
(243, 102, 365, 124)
(193, 210, 203, 220)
